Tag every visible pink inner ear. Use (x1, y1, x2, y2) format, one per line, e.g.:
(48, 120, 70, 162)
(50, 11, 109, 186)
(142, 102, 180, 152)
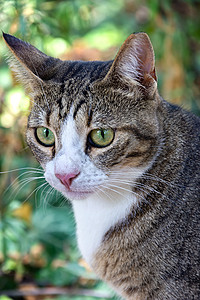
(145, 60, 152, 74)
(107, 33, 157, 85)
(135, 36, 157, 82)
(144, 58, 157, 82)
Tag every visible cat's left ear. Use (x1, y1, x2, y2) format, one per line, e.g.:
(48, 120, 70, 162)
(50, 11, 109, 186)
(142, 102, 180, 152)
(3, 33, 62, 94)
(105, 32, 157, 92)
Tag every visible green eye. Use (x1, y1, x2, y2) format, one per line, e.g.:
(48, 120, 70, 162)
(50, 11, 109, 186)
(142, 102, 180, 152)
(35, 127, 55, 147)
(89, 128, 114, 148)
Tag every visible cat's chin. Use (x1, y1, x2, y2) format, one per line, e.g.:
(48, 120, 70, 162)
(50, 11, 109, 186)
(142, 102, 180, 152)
(62, 190, 94, 201)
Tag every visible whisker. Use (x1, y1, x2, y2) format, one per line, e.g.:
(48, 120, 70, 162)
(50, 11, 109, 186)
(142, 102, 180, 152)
(109, 178, 163, 197)
(0, 166, 43, 174)
(109, 170, 178, 187)
(10, 174, 44, 188)
(103, 185, 132, 202)
(7, 176, 45, 202)
(135, 182, 164, 197)
(2, 168, 44, 196)
(36, 182, 51, 208)
(48, 188, 58, 206)
(95, 186, 114, 202)
(22, 181, 48, 205)
(42, 184, 55, 208)
(103, 184, 144, 204)
(105, 182, 133, 194)
(34, 182, 49, 208)
(55, 190, 68, 207)
(57, 193, 67, 207)
(107, 180, 173, 208)
(43, 186, 55, 213)
(140, 173, 182, 188)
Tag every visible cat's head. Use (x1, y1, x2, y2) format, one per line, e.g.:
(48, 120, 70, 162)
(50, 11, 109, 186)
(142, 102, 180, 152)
(4, 32, 161, 201)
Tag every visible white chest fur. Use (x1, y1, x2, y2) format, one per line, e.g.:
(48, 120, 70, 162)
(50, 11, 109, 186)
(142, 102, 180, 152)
(72, 188, 137, 265)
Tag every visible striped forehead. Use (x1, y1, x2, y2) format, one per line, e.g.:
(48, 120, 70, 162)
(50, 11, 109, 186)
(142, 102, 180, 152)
(49, 60, 112, 120)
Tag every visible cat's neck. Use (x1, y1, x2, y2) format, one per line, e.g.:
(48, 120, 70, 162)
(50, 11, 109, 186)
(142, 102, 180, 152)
(72, 184, 138, 264)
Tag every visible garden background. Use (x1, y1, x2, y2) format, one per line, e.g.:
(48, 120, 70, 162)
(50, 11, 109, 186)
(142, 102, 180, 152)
(0, 0, 200, 299)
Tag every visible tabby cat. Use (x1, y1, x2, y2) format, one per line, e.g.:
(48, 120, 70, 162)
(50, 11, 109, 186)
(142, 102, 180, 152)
(3, 32, 200, 299)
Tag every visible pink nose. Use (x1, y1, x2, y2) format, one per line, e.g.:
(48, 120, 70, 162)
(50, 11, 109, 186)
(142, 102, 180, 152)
(55, 172, 80, 190)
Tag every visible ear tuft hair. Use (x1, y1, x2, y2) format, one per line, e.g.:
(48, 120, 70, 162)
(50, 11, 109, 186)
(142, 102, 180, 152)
(105, 33, 157, 90)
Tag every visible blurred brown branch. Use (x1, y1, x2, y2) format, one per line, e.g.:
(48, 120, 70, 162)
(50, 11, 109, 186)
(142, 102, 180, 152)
(0, 285, 113, 299)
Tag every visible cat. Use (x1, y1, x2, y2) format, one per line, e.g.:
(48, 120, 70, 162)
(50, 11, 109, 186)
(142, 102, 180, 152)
(3, 32, 200, 300)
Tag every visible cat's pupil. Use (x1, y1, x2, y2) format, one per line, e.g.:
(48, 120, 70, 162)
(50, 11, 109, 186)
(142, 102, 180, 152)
(45, 128, 49, 137)
(101, 130, 105, 139)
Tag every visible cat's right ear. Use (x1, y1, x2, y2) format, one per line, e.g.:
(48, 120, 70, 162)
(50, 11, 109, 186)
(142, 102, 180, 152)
(3, 33, 62, 95)
(104, 32, 157, 93)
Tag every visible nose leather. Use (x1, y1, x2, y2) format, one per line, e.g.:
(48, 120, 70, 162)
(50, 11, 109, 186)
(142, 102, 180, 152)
(55, 172, 80, 190)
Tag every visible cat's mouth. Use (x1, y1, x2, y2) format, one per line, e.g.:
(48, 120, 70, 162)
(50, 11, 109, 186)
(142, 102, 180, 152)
(62, 189, 94, 200)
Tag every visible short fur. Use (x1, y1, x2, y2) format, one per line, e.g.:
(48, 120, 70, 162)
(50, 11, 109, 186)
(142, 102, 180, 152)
(4, 32, 200, 299)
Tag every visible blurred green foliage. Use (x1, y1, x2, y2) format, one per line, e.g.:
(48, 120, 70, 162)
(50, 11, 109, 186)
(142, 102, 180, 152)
(0, 0, 200, 298)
